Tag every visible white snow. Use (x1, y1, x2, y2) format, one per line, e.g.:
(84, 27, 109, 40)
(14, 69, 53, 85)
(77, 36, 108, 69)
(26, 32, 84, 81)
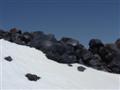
(0, 39, 120, 90)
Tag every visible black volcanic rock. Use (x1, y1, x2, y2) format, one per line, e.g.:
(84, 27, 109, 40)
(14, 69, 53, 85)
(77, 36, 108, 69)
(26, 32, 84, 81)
(88, 54, 102, 66)
(89, 39, 104, 48)
(29, 31, 57, 51)
(68, 64, 73, 67)
(88, 54, 105, 70)
(25, 73, 40, 81)
(20, 32, 33, 45)
(104, 44, 120, 74)
(0, 29, 120, 74)
(81, 49, 93, 62)
(77, 66, 86, 72)
(60, 37, 79, 47)
(89, 39, 104, 54)
(61, 54, 77, 64)
(4, 56, 13, 62)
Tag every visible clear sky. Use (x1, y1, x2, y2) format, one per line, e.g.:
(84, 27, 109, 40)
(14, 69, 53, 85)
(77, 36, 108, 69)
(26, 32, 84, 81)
(0, 0, 120, 45)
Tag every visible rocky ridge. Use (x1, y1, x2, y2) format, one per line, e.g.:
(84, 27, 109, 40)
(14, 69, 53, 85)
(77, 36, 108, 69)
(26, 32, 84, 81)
(0, 28, 120, 74)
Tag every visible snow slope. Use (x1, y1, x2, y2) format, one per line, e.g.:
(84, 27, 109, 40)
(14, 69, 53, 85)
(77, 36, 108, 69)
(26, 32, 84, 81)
(0, 39, 120, 90)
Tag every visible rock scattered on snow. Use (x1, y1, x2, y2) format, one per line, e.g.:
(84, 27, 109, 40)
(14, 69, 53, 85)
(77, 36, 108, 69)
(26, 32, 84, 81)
(77, 66, 86, 72)
(4, 56, 13, 62)
(68, 64, 73, 67)
(25, 73, 40, 81)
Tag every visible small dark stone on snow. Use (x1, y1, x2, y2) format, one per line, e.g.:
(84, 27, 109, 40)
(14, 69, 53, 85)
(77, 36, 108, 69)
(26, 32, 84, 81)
(4, 56, 13, 62)
(68, 64, 73, 67)
(25, 73, 40, 81)
(77, 66, 86, 72)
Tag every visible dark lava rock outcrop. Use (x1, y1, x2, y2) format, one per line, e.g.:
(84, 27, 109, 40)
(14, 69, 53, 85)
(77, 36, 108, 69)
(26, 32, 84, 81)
(0, 28, 120, 74)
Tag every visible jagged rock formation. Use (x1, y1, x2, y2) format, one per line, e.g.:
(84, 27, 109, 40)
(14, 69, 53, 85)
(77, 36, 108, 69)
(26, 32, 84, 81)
(0, 28, 120, 74)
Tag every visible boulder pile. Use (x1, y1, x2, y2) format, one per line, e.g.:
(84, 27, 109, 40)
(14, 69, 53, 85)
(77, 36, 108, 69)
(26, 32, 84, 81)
(0, 28, 120, 74)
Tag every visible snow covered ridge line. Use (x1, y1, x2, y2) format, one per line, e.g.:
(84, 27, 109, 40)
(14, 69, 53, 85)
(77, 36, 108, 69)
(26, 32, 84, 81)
(0, 28, 120, 74)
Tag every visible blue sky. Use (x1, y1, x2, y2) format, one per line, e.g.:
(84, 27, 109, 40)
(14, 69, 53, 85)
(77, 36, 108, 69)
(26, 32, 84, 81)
(0, 0, 120, 45)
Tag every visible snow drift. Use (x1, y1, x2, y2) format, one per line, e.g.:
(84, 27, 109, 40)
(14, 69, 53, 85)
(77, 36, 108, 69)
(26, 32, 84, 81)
(0, 39, 119, 89)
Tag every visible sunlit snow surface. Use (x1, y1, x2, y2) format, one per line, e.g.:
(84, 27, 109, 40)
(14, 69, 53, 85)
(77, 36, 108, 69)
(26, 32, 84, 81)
(0, 39, 119, 89)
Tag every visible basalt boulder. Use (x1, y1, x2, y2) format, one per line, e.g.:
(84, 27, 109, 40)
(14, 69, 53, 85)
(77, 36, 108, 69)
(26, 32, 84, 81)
(20, 32, 33, 45)
(77, 66, 86, 72)
(30, 31, 57, 50)
(79, 48, 94, 64)
(88, 54, 105, 70)
(60, 37, 79, 47)
(4, 56, 13, 62)
(89, 39, 104, 54)
(46, 42, 77, 64)
(25, 73, 40, 81)
(104, 44, 120, 73)
(61, 53, 77, 64)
